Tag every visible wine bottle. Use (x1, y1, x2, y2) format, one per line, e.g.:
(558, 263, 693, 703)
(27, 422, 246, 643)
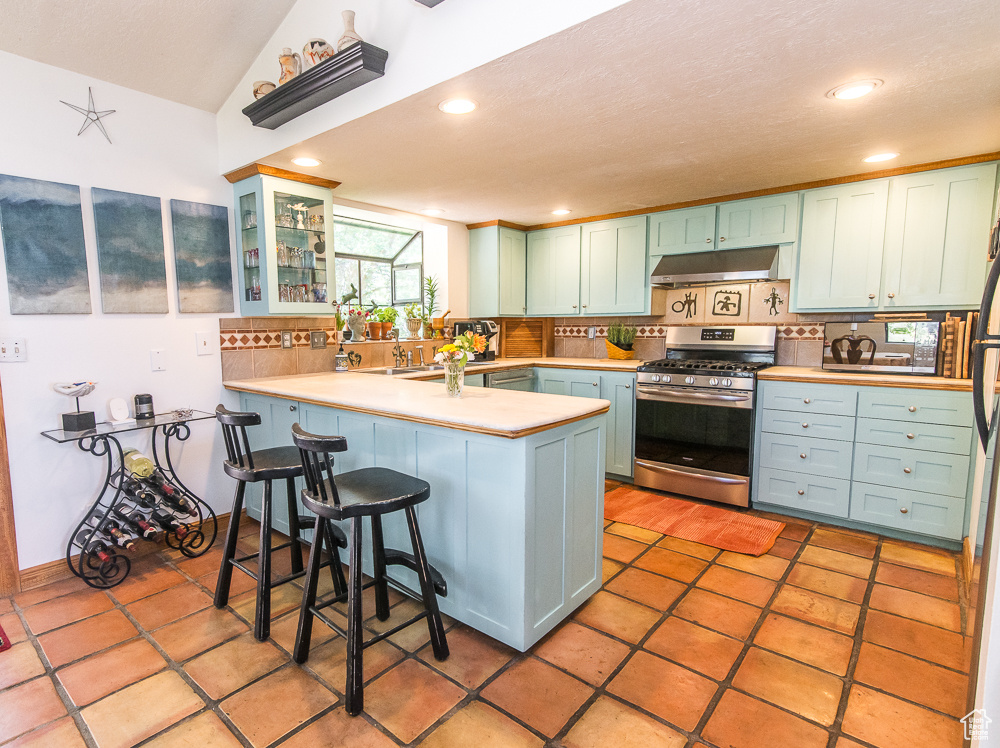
(74, 531, 112, 562)
(102, 522, 137, 554)
(120, 478, 156, 509)
(151, 509, 188, 539)
(112, 506, 157, 539)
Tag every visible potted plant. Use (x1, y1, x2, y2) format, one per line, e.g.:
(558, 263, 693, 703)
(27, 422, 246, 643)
(403, 302, 423, 339)
(379, 306, 399, 339)
(423, 276, 439, 340)
(365, 303, 382, 341)
(605, 321, 638, 359)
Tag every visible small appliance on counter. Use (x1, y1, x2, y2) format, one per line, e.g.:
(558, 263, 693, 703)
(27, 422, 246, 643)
(822, 321, 940, 374)
(454, 320, 499, 361)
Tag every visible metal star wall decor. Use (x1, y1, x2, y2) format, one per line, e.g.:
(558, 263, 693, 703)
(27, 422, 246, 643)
(60, 87, 116, 143)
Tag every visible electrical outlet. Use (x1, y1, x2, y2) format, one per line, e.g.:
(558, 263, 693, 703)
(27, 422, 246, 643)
(0, 338, 26, 361)
(195, 331, 213, 356)
(310, 331, 327, 349)
(281, 330, 294, 349)
(587, 326, 596, 340)
(150, 349, 166, 372)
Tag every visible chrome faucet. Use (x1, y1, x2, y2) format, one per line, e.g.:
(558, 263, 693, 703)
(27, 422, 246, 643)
(406, 350, 413, 367)
(389, 330, 406, 367)
(415, 346, 425, 365)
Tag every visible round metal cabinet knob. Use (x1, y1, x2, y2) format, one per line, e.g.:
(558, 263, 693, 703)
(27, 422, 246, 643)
(900, 507, 909, 514)
(908, 406, 917, 412)
(803, 398, 811, 404)
(797, 489, 805, 495)
(593, 382, 598, 386)
(906, 433, 915, 440)
(888, 293, 895, 299)
(903, 467, 912, 474)
(720, 236, 726, 242)
(800, 453, 807, 459)
(582, 304, 587, 308)
(289, 406, 297, 411)
(802, 423, 809, 428)
(706, 238, 712, 243)
(625, 384, 631, 389)
(572, 305, 577, 309)
(868, 293, 876, 300)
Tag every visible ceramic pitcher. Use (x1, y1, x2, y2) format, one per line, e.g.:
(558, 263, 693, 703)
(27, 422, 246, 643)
(278, 48, 302, 85)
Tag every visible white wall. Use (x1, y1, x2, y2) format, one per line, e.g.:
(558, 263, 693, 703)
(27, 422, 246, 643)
(216, 0, 631, 172)
(0, 51, 240, 571)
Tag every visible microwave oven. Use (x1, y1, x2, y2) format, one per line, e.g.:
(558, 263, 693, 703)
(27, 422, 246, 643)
(822, 321, 940, 375)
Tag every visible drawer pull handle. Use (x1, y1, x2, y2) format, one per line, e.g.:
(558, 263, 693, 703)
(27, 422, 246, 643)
(903, 467, 912, 474)
(888, 292, 896, 299)
(900, 507, 909, 514)
(803, 398, 811, 404)
(908, 406, 916, 412)
(801, 423, 809, 428)
(906, 433, 915, 440)
(797, 489, 805, 495)
(868, 293, 876, 300)
(800, 453, 807, 459)
(289, 406, 297, 412)
(625, 384, 631, 389)
(593, 382, 598, 386)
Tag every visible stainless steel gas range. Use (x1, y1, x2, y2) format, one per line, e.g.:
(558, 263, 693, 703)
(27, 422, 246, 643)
(633, 325, 777, 508)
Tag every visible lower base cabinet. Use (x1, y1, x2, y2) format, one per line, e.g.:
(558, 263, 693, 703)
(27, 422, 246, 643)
(753, 380, 974, 544)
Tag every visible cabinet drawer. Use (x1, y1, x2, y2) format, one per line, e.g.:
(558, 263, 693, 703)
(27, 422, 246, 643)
(759, 381, 857, 416)
(857, 388, 972, 427)
(758, 432, 854, 479)
(755, 468, 850, 518)
(852, 443, 970, 498)
(761, 410, 855, 441)
(855, 418, 972, 455)
(850, 482, 966, 540)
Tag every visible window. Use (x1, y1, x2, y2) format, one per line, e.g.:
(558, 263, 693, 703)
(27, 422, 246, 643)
(332, 216, 423, 314)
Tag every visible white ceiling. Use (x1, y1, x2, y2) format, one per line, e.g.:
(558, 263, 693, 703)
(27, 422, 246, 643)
(260, 0, 1000, 226)
(0, 0, 297, 112)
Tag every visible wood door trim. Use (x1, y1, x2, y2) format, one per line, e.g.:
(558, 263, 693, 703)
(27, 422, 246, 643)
(0, 376, 18, 595)
(223, 163, 342, 189)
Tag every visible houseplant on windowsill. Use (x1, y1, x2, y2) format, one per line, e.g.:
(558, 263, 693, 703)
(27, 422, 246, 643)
(366, 303, 383, 340)
(379, 306, 399, 339)
(605, 321, 637, 360)
(434, 331, 487, 397)
(403, 303, 424, 339)
(423, 276, 439, 340)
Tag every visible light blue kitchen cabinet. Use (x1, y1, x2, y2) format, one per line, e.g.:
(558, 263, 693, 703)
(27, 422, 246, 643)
(526, 226, 582, 316)
(534, 367, 636, 478)
(580, 216, 649, 315)
(794, 180, 889, 310)
(753, 378, 976, 545)
(881, 163, 997, 310)
(468, 226, 527, 317)
(426, 373, 485, 387)
(648, 205, 717, 255)
(716, 193, 800, 249)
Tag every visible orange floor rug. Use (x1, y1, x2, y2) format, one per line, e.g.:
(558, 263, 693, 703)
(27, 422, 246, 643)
(605, 486, 784, 556)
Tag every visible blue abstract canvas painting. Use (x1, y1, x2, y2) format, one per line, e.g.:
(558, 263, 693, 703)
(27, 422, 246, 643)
(170, 199, 234, 313)
(92, 188, 168, 313)
(0, 174, 92, 314)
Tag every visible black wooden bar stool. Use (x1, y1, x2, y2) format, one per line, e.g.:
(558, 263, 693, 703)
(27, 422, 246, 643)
(215, 405, 347, 641)
(290, 423, 449, 716)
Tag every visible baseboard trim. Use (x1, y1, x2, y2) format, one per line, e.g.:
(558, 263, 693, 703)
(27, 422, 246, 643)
(18, 511, 234, 592)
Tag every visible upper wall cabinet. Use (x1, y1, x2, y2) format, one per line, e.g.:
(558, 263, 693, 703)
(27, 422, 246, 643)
(881, 163, 997, 310)
(469, 226, 527, 317)
(649, 194, 800, 256)
(526, 225, 582, 315)
(795, 180, 890, 310)
(581, 216, 649, 315)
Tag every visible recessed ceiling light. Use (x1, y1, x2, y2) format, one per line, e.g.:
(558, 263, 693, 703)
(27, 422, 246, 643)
(421, 208, 444, 216)
(551, 209, 571, 216)
(863, 152, 899, 163)
(826, 79, 883, 100)
(291, 157, 321, 167)
(438, 98, 477, 114)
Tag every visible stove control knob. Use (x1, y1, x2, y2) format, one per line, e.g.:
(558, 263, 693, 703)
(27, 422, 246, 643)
(662, 375, 671, 383)
(684, 376, 695, 385)
(708, 377, 719, 386)
(651, 374, 660, 383)
(722, 379, 733, 387)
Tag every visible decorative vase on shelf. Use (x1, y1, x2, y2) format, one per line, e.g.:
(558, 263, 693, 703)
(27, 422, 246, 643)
(406, 318, 422, 339)
(337, 10, 364, 51)
(347, 316, 366, 341)
(444, 361, 465, 398)
(278, 48, 302, 85)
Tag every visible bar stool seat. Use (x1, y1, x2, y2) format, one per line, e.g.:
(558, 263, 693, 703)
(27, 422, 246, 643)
(215, 405, 347, 641)
(291, 423, 449, 716)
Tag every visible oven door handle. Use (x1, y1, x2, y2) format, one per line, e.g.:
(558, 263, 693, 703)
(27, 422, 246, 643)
(636, 386, 752, 404)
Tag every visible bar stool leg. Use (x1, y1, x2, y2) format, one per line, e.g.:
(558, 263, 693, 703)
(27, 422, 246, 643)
(214, 481, 245, 609)
(293, 517, 327, 664)
(370, 515, 390, 622)
(286, 477, 304, 574)
(324, 521, 347, 597)
(255, 480, 274, 642)
(345, 517, 365, 716)
(405, 506, 449, 661)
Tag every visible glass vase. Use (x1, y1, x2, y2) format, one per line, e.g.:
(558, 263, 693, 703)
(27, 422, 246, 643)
(444, 361, 465, 397)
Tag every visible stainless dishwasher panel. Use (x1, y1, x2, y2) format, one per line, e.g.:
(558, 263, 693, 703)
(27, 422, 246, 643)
(485, 368, 535, 391)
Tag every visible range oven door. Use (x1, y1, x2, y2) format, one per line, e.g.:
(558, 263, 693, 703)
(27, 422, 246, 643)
(633, 385, 754, 507)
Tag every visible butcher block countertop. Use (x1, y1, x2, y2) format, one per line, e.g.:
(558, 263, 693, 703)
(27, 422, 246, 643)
(758, 366, 973, 392)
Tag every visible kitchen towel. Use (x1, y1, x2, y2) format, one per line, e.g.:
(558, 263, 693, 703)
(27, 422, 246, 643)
(604, 486, 785, 556)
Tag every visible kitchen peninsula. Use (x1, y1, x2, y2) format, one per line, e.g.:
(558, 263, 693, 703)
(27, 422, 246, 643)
(223, 370, 610, 650)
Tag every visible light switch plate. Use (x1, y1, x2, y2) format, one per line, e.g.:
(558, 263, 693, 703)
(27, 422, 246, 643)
(195, 331, 213, 356)
(281, 330, 294, 349)
(0, 338, 26, 361)
(150, 349, 166, 371)
(587, 327, 596, 339)
(310, 331, 327, 349)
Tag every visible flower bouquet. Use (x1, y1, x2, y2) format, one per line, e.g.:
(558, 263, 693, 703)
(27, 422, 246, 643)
(434, 331, 487, 397)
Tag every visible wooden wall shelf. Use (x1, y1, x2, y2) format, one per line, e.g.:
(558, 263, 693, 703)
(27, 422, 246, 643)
(242, 42, 389, 130)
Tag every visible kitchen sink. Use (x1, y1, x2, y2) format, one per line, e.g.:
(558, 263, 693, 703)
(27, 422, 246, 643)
(365, 365, 445, 375)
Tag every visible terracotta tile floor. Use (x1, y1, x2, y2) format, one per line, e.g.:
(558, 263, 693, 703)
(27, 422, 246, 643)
(0, 484, 974, 747)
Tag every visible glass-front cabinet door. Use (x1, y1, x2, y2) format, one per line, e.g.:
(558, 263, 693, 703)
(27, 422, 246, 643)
(234, 175, 334, 315)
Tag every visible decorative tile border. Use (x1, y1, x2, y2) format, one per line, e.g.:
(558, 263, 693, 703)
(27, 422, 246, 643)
(220, 327, 346, 350)
(777, 325, 825, 341)
(555, 325, 669, 339)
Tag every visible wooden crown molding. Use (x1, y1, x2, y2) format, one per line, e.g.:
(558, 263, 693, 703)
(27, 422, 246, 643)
(223, 163, 342, 189)
(468, 151, 1000, 232)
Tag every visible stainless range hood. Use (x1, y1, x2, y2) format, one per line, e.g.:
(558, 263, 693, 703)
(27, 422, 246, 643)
(651, 245, 780, 287)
